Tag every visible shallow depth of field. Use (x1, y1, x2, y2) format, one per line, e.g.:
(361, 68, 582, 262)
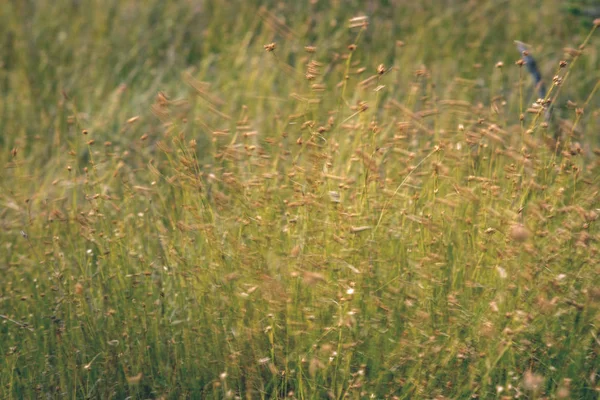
(1, 1, 600, 398)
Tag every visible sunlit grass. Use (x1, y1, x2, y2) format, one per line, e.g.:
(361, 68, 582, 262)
(1, 1, 599, 398)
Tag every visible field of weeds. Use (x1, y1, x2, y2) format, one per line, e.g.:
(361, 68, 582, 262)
(1, 1, 599, 398)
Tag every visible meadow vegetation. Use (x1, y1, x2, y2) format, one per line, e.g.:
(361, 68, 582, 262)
(1, 0, 600, 398)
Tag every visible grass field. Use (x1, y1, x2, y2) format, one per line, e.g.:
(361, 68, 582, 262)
(1, 1, 600, 398)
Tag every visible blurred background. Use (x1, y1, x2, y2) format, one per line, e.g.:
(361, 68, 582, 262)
(1, 0, 598, 170)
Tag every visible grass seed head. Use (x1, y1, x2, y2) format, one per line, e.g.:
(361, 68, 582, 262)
(523, 370, 544, 392)
(75, 283, 83, 295)
(509, 223, 530, 242)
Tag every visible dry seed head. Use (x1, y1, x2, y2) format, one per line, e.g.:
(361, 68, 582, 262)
(559, 60, 567, 68)
(563, 47, 581, 57)
(11, 147, 17, 157)
(348, 15, 369, 28)
(348, 44, 357, 51)
(552, 75, 563, 85)
(75, 282, 84, 295)
(82, 129, 89, 135)
(304, 46, 316, 53)
(509, 223, 530, 242)
(523, 370, 544, 392)
(594, 18, 600, 27)
(264, 42, 276, 52)
(302, 271, 326, 286)
(290, 244, 301, 257)
(156, 91, 169, 105)
(377, 64, 386, 75)
(126, 372, 142, 384)
(495, 61, 504, 68)
(557, 383, 570, 399)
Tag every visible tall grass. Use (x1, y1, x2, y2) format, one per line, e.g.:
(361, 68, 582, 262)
(1, 1, 599, 398)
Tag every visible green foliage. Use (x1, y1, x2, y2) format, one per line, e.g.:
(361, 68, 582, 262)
(1, 1, 599, 398)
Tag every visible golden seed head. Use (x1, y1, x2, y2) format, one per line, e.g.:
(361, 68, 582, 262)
(563, 47, 581, 57)
(495, 61, 504, 68)
(157, 92, 169, 105)
(594, 18, 600, 27)
(75, 282, 83, 295)
(348, 15, 369, 29)
(304, 46, 316, 53)
(290, 244, 300, 257)
(82, 129, 88, 135)
(523, 370, 544, 392)
(509, 223, 530, 242)
(377, 64, 386, 75)
(264, 42, 276, 52)
(347, 44, 357, 51)
(559, 60, 567, 68)
(557, 385, 570, 399)
(515, 59, 525, 66)
(126, 372, 143, 384)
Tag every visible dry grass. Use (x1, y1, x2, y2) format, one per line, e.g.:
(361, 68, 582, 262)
(1, 1, 599, 398)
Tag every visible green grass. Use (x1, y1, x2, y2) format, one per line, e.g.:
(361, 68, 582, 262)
(1, 1, 599, 398)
